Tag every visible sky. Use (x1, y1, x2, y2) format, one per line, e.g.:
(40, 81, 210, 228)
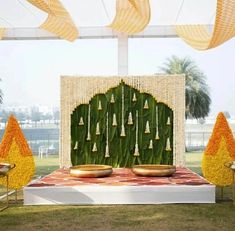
(0, 37, 234, 117)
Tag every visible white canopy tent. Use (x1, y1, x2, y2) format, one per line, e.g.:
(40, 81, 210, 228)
(0, 0, 217, 74)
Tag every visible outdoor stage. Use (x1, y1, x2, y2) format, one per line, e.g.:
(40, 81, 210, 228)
(24, 168, 215, 205)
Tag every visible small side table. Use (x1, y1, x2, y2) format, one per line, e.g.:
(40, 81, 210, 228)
(224, 161, 235, 205)
(0, 174, 9, 211)
(0, 163, 15, 211)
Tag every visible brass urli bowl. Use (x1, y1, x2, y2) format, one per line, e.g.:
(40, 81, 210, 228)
(70, 164, 113, 178)
(132, 164, 176, 177)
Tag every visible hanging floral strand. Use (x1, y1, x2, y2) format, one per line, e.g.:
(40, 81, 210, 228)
(112, 113, 117, 126)
(78, 117, 84, 126)
(86, 104, 91, 141)
(167, 116, 171, 125)
(144, 99, 149, 109)
(98, 100, 102, 110)
(134, 110, 140, 156)
(120, 85, 126, 137)
(96, 122, 100, 135)
(110, 94, 115, 103)
(128, 112, 133, 125)
(155, 105, 159, 140)
(149, 139, 153, 149)
(74, 141, 78, 150)
(145, 121, 150, 134)
(105, 112, 110, 158)
(92, 142, 97, 152)
(165, 137, 172, 151)
(132, 92, 137, 102)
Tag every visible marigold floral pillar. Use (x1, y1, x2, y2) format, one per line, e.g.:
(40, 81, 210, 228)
(0, 115, 35, 189)
(202, 112, 235, 187)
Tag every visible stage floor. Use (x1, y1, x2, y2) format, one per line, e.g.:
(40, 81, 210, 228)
(24, 168, 215, 205)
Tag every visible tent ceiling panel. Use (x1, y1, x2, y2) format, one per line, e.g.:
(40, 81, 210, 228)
(0, 0, 216, 28)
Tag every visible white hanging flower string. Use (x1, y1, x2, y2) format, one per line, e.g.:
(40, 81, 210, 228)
(128, 112, 133, 125)
(96, 122, 100, 135)
(145, 120, 150, 134)
(74, 141, 78, 150)
(144, 99, 149, 109)
(120, 85, 126, 137)
(112, 113, 117, 126)
(105, 112, 110, 158)
(165, 137, 172, 151)
(78, 117, 84, 126)
(110, 94, 115, 103)
(155, 105, 159, 140)
(86, 104, 91, 141)
(92, 142, 97, 152)
(98, 100, 102, 110)
(134, 110, 140, 156)
(149, 139, 153, 149)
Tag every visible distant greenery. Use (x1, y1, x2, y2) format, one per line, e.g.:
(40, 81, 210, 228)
(159, 56, 211, 119)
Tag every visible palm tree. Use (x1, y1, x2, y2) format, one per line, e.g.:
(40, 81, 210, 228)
(159, 56, 211, 119)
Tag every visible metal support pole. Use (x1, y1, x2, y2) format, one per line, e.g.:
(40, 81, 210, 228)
(118, 34, 128, 76)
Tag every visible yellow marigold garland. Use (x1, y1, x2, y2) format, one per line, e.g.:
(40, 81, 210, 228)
(0, 115, 35, 189)
(202, 112, 235, 187)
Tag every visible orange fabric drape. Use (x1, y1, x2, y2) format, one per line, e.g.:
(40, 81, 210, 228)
(27, 0, 78, 41)
(175, 0, 235, 50)
(109, 0, 150, 35)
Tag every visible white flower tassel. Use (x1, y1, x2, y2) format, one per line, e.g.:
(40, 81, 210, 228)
(92, 142, 97, 152)
(144, 100, 149, 109)
(112, 113, 117, 126)
(134, 110, 140, 156)
(128, 112, 133, 125)
(74, 141, 78, 150)
(167, 117, 171, 125)
(98, 100, 102, 110)
(132, 93, 137, 102)
(96, 122, 100, 135)
(110, 94, 115, 103)
(165, 138, 172, 151)
(78, 117, 84, 126)
(86, 105, 91, 141)
(155, 105, 159, 140)
(105, 112, 110, 158)
(120, 85, 126, 137)
(149, 139, 153, 149)
(145, 121, 150, 134)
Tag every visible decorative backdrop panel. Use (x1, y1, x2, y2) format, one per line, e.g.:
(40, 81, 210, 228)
(60, 75, 185, 167)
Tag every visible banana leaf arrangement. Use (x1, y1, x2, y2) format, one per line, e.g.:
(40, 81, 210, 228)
(71, 81, 173, 167)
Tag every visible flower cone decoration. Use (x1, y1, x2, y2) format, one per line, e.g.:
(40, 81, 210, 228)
(132, 93, 137, 102)
(78, 117, 84, 126)
(98, 100, 102, 110)
(144, 100, 149, 109)
(149, 139, 153, 149)
(92, 142, 97, 152)
(0, 115, 35, 189)
(128, 112, 133, 125)
(112, 113, 117, 126)
(144, 121, 150, 134)
(166, 117, 171, 125)
(96, 122, 100, 135)
(165, 138, 171, 151)
(73, 141, 78, 150)
(202, 112, 235, 187)
(110, 94, 115, 103)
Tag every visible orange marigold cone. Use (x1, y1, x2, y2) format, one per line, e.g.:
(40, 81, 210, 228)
(0, 115, 35, 189)
(202, 112, 235, 187)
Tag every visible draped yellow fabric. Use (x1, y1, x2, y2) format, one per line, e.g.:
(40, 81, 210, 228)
(109, 0, 150, 35)
(0, 28, 6, 39)
(175, 0, 235, 50)
(27, 0, 78, 41)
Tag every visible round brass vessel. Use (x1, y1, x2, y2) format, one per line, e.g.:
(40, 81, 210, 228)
(70, 164, 113, 178)
(132, 164, 176, 177)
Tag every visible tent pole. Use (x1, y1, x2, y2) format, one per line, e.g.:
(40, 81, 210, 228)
(118, 34, 128, 76)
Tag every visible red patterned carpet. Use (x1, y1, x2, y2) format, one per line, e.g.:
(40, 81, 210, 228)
(28, 168, 210, 187)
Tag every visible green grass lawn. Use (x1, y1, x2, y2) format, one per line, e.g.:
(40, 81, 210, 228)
(0, 153, 235, 231)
